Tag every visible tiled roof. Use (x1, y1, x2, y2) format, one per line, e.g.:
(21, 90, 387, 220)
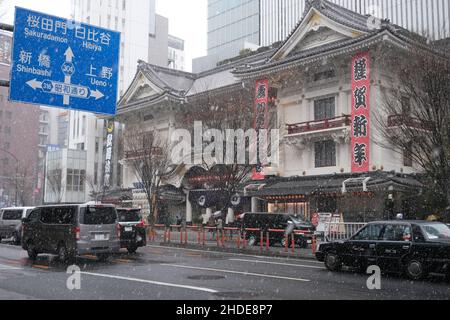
(245, 172, 424, 197)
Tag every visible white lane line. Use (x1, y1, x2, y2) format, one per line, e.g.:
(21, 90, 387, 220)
(0, 263, 22, 271)
(229, 258, 326, 270)
(162, 264, 311, 282)
(147, 245, 322, 264)
(80, 271, 218, 294)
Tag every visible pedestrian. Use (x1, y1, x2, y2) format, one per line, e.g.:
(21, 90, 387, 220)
(216, 215, 224, 245)
(176, 214, 182, 226)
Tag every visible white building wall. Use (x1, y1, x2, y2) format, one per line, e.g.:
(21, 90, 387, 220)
(280, 61, 417, 178)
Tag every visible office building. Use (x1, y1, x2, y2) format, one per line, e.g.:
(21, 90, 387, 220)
(195, 0, 450, 72)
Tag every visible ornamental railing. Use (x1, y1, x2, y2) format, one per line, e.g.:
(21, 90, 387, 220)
(286, 115, 351, 135)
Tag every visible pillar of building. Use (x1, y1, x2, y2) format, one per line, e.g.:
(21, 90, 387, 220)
(251, 197, 259, 213)
(186, 192, 193, 224)
(226, 208, 235, 224)
(206, 207, 213, 220)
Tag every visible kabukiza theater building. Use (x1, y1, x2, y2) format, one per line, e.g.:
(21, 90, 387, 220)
(116, 0, 430, 224)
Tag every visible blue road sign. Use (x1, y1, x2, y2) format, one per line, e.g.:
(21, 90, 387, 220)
(9, 7, 120, 115)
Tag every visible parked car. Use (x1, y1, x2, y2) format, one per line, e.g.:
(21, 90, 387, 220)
(241, 213, 315, 248)
(117, 208, 147, 253)
(316, 220, 450, 280)
(22, 203, 121, 263)
(0, 207, 35, 245)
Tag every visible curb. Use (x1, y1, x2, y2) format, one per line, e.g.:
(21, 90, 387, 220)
(155, 242, 317, 260)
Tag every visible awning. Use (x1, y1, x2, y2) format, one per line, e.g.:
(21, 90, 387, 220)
(245, 173, 424, 198)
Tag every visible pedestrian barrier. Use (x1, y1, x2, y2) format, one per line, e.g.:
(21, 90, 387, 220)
(324, 222, 366, 242)
(148, 224, 317, 257)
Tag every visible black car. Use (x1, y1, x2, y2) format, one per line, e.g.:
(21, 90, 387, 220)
(316, 221, 450, 280)
(241, 213, 315, 248)
(117, 208, 147, 253)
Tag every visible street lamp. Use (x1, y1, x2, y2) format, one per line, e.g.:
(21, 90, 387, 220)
(0, 148, 19, 207)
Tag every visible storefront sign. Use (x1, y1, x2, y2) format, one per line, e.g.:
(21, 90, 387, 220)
(351, 52, 370, 172)
(252, 79, 269, 180)
(103, 121, 114, 188)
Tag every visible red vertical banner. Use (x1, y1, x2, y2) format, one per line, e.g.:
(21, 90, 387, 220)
(252, 79, 269, 181)
(351, 52, 370, 173)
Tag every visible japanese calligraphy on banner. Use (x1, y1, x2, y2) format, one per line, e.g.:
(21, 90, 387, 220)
(252, 79, 269, 181)
(103, 121, 115, 189)
(351, 52, 370, 173)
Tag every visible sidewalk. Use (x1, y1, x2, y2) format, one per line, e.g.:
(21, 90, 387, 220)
(149, 229, 317, 260)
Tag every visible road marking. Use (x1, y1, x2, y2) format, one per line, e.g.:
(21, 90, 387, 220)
(0, 263, 22, 271)
(229, 259, 326, 269)
(147, 245, 322, 264)
(162, 264, 311, 282)
(80, 271, 218, 294)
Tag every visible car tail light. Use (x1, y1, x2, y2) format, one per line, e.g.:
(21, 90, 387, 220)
(74, 227, 80, 241)
(137, 220, 145, 228)
(116, 224, 121, 238)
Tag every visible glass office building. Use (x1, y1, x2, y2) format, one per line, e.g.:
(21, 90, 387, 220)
(207, 0, 261, 63)
(260, 0, 450, 47)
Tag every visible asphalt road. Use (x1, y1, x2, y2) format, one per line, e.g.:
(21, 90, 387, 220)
(0, 243, 449, 300)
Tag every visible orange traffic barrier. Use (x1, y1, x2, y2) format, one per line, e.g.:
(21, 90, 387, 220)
(312, 235, 317, 254)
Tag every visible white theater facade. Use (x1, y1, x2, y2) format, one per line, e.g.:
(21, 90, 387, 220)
(116, 0, 428, 224)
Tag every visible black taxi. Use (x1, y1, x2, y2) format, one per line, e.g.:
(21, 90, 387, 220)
(316, 221, 450, 280)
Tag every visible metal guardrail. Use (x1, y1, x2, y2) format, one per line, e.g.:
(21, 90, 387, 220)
(324, 222, 367, 242)
(147, 224, 317, 254)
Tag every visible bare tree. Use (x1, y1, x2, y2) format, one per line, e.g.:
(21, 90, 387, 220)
(176, 83, 279, 211)
(86, 175, 104, 203)
(15, 167, 35, 206)
(375, 39, 450, 214)
(123, 127, 171, 226)
(46, 168, 65, 204)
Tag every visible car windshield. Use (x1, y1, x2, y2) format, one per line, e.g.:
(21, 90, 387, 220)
(81, 206, 117, 225)
(2, 210, 22, 220)
(118, 210, 141, 222)
(290, 216, 307, 224)
(421, 224, 450, 240)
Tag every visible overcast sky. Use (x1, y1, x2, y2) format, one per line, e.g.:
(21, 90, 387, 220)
(1, 0, 207, 71)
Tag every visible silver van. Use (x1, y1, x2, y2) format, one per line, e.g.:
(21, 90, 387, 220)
(22, 203, 120, 262)
(0, 207, 35, 244)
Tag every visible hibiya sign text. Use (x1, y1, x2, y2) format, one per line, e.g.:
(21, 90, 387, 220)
(351, 52, 370, 173)
(252, 79, 269, 180)
(9, 7, 120, 115)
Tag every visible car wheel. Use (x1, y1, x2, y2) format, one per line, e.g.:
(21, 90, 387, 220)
(127, 246, 138, 254)
(297, 238, 308, 249)
(405, 259, 427, 280)
(97, 254, 111, 262)
(324, 252, 343, 272)
(57, 244, 73, 264)
(27, 243, 38, 261)
(12, 233, 20, 246)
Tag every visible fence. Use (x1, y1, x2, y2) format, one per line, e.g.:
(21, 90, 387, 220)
(324, 222, 367, 242)
(146, 224, 317, 255)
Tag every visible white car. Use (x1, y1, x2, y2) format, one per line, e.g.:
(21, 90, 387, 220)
(0, 207, 35, 245)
